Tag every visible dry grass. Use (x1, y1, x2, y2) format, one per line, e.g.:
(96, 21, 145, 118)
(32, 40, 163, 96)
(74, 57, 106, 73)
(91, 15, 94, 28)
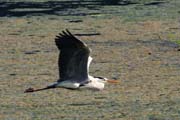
(0, 1, 180, 120)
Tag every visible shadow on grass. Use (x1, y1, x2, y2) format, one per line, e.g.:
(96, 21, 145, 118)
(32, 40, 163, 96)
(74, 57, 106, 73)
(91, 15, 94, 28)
(0, 0, 137, 17)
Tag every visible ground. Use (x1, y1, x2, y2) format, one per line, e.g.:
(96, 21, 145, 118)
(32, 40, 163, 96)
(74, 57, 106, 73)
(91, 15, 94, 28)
(0, 0, 180, 120)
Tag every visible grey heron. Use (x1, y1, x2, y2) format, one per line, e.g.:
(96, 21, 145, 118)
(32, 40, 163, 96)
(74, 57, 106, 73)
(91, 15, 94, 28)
(25, 29, 119, 93)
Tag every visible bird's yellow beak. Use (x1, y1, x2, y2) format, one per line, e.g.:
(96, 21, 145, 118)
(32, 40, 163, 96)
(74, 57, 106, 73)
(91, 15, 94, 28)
(107, 80, 120, 84)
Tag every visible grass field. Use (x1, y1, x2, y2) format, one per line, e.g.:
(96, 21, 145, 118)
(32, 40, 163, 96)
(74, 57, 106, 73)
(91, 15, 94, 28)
(0, 0, 180, 120)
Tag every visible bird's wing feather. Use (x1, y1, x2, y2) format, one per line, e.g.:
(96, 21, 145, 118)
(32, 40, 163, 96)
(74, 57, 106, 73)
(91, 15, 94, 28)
(55, 29, 91, 83)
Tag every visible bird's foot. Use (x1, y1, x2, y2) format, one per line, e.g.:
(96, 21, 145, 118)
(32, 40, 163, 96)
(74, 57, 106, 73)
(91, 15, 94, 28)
(24, 87, 35, 93)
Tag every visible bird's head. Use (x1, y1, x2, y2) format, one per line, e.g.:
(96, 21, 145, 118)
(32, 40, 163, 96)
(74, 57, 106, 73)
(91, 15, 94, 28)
(94, 76, 120, 84)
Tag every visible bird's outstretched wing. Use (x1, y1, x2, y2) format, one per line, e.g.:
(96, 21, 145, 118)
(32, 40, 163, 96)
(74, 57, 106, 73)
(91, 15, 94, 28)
(55, 29, 91, 83)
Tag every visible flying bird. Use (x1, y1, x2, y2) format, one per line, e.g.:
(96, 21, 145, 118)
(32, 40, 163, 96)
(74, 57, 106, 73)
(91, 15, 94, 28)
(25, 30, 119, 93)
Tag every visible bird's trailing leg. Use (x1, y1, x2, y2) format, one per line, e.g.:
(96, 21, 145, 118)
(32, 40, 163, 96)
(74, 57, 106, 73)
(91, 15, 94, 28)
(24, 85, 56, 93)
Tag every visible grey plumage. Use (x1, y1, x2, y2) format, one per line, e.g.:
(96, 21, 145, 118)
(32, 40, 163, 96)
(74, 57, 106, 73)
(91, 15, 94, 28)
(55, 29, 91, 83)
